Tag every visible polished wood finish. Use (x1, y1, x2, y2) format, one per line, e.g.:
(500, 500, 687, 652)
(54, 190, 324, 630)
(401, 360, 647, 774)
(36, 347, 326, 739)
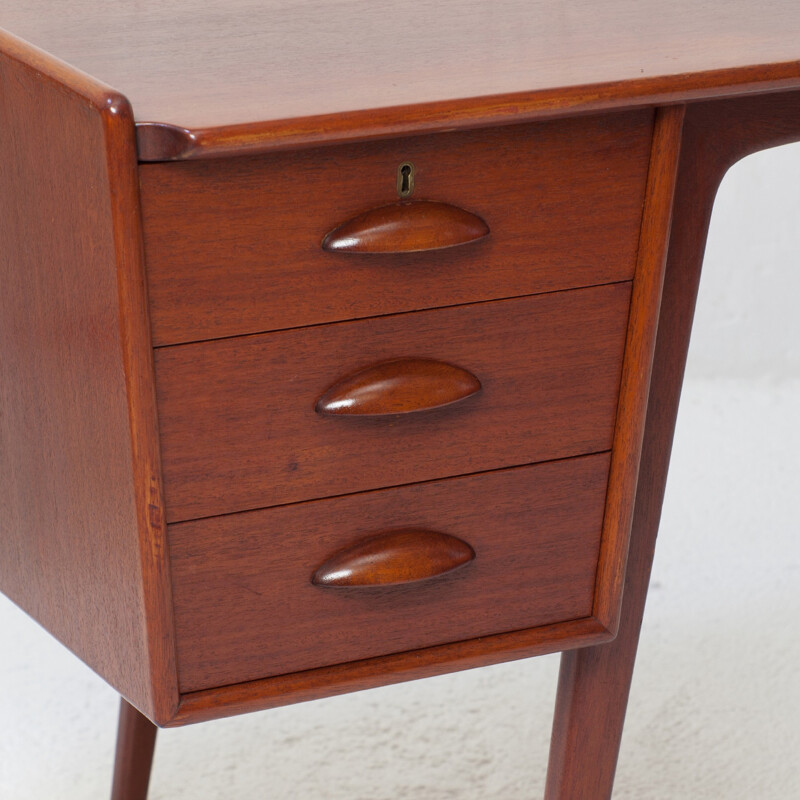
(322, 200, 490, 253)
(132, 60, 800, 161)
(0, 31, 177, 724)
(545, 90, 800, 799)
(593, 105, 685, 631)
(7, 5, 800, 796)
(171, 616, 612, 727)
(155, 284, 630, 522)
(311, 529, 475, 588)
(111, 699, 157, 800)
(315, 358, 481, 417)
(6, 2, 800, 159)
(170, 454, 610, 692)
(141, 113, 651, 346)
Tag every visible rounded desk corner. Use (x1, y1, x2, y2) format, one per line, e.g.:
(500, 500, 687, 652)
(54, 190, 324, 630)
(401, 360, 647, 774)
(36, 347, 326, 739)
(136, 121, 198, 161)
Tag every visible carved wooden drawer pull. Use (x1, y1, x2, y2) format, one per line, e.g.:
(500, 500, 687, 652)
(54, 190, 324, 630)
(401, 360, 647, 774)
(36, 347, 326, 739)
(315, 357, 481, 416)
(312, 529, 476, 587)
(321, 200, 490, 253)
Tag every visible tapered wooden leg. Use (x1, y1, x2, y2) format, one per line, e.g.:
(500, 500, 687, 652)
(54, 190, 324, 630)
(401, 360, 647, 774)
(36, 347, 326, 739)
(544, 475, 669, 798)
(545, 89, 800, 799)
(111, 698, 158, 800)
(545, 104, 715, 800)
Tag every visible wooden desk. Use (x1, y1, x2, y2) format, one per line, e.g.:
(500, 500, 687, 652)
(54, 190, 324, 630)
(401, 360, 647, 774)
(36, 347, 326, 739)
(2, 3, 799, 797)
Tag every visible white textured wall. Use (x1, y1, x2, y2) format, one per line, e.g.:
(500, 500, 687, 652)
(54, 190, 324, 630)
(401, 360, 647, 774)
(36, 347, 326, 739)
(687, 141, 800, 380)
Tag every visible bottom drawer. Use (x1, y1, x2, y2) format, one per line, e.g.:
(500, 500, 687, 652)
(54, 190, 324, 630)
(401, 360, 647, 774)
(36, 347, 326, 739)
(170, 453, 611, 692)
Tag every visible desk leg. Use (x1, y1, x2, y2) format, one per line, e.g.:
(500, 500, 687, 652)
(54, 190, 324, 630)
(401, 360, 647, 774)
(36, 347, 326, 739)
(543, 173, 699, 800)
(543, 106, 701, 800)
(543, 481, 669, 799)
(544, 89, 800, 799)
(110, 698, 158, 800)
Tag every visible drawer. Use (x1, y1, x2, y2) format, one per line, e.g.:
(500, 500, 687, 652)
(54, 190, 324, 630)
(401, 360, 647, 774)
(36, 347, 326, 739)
(155, 283, 631, 522)
(170, 452, 611, 692)
(141, 110, 652, 346)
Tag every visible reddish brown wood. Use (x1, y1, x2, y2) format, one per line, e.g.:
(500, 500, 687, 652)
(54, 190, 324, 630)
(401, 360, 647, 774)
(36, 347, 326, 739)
(315, 358, 481, 416)
(0, 31, 178, 723)
(101, 66, 181, 729)
(544, 90, 800, 799)
(170, 454, 609, 692)
(321, 200, 489, 253)
(132, 63, 800, 161)
(110, 699, 157, 800)
(140, 113, 652, 345)
(6, 1, 800, 159)
(170, 616, 612, 726)
(311, 529, 476, 587)
(593, 105, 686, 631)
(7, 7, 800, 791)
(155, 283, 631, 522)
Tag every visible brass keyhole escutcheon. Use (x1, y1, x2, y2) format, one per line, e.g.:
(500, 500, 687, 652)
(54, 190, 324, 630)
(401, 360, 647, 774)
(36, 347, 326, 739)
(397, 162, 414, 198)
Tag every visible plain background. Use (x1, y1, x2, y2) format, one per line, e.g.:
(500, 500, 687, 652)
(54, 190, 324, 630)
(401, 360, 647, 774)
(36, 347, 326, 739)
(685, 141, 800, 380)
(1, 141, 799, 798)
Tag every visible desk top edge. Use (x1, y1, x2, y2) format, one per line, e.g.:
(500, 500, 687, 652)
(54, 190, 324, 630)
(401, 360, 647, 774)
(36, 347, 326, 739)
(4, 2, 800, 160)
(134, 64, 800, 161)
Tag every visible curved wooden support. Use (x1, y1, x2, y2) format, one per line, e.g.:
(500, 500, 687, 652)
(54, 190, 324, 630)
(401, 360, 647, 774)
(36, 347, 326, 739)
(321, 200, 489, 253)
(545, 91, 800, 800)
(315, 357, 481, 416)
(312, 529, 475, 587)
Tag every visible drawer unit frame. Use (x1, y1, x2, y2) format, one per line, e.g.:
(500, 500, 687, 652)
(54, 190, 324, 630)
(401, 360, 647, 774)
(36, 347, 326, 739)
(0, 26, 684, 728)
(163, 106, 682, 724)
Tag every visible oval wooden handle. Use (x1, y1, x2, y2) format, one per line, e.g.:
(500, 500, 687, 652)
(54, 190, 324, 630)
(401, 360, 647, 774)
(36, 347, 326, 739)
(312, 529, 475, 587)
(321, 200, 490, 253)
(315, 357, 481, 416)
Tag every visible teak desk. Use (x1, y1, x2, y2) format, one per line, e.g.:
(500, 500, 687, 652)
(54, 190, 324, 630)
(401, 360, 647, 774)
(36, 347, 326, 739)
(2, 3, 799, 797)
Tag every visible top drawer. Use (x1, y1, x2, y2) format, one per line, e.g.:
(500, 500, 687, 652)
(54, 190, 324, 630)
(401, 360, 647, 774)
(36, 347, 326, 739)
(140, 110, 653, 346)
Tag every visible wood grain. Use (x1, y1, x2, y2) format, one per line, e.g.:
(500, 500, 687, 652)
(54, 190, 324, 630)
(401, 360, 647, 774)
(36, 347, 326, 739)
(593, 105, 686, 631)
(171, 616, 612, 726)
(0, 30, 177, 724)
(311, 529, 476, 588)
(140, 112, 652, 345)
(321, 200, 489, 253)
(169, 454, 609, 692)
(155, 283, 631, 522)
(5, 1, 800, 159)
(5, 4, 800, 793)
(133, 63, 800, 161)
(544, 90, 800, 799)
(315, 358, 481, 417)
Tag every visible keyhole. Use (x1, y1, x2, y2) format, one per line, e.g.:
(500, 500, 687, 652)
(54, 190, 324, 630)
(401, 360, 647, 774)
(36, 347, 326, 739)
(397, 162, 414, 197)
(400, 165, 411, 193)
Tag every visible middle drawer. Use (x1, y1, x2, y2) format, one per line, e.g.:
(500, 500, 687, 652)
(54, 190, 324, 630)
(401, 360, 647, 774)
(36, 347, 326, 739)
(155, 282, 631, 522)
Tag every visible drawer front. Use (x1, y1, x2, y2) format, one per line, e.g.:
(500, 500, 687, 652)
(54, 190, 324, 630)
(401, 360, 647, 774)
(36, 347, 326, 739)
(141, 110, 652, 346)
(170, 453, 610, 692)
(155, 283, 631, 522)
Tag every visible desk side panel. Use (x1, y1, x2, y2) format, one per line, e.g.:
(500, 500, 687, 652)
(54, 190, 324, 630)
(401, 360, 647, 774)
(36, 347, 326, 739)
(0, 33, 177, 722)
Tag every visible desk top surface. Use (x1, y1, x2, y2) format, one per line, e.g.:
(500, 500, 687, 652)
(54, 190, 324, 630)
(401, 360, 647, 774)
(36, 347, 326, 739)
(4, 0, 800, 159)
